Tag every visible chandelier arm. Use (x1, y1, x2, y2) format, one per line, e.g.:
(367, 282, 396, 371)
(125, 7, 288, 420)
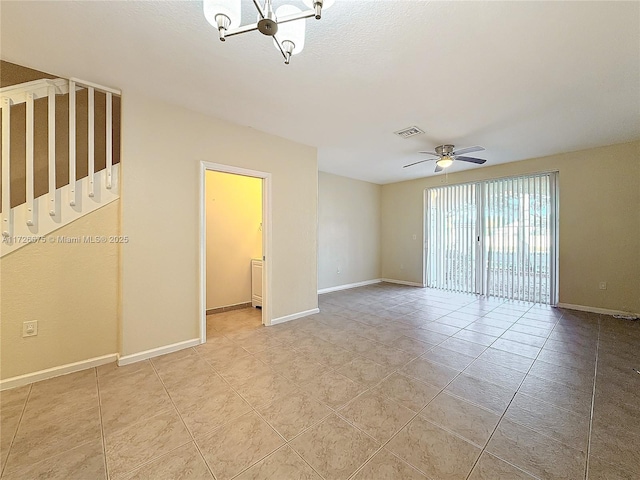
(273, 35, 287, 60)
(225, 23, 260, 38)
(277, 10, 316, 25)
(252, 0, 266, 18)
(224, 11, 313, 39)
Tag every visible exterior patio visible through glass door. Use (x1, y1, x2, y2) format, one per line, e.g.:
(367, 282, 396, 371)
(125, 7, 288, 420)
(426, 172, 558, 304)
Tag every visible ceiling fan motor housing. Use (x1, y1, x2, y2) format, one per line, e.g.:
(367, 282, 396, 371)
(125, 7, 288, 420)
(436, 144, 455, 156)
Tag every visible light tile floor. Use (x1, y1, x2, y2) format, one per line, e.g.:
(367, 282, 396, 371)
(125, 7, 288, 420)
(1, 283, 639, 479)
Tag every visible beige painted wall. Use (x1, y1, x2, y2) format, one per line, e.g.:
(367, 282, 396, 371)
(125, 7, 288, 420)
(120, 92, 317, 356)
(381, 141, 640, 314)
(318, 172, 381, 290)
(0, 201, 120, 379)
(206, 171, 262, 309)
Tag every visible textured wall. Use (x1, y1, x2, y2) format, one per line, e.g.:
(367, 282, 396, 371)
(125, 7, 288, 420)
(381, 141, 640, 314)
(318, 172, 381, 290)
(120, 92, 317, 356)
(0, 201, 120, 379)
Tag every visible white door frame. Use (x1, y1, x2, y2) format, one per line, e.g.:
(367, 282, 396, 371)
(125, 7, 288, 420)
(422, 189, 428, 288)
(199, 162, 273, 344)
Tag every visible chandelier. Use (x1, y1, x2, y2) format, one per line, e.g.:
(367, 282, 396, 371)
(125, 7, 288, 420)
(204, 0, 335, 64)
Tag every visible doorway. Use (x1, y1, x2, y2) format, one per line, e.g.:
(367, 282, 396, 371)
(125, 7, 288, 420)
(199, 162, 272, 343)
(424, 172, 559, 304)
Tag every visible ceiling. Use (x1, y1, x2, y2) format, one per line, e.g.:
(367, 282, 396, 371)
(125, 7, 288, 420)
(1, 1, 639, 184)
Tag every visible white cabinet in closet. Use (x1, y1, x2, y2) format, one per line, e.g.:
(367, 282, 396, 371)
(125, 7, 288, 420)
(251, 259, 263, 308)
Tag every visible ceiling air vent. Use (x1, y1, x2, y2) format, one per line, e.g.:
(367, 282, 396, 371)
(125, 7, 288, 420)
(394, 126, 425, 139)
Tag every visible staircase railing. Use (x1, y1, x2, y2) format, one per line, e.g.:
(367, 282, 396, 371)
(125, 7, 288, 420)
(0, 77, 121, 256)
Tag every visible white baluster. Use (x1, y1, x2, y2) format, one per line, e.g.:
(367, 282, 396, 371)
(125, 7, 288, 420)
(69, 80, 76, 206)
(48, 86, 56, 216)
(88, 86, 95, 197)
(26, 92, 35, 225)
(106, 91, 112, 189)
(1, 97, 12, 238)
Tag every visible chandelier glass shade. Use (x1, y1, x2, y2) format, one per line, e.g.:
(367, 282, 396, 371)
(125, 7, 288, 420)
(274, 5, 306, 56)
(204, 0, 333, 64)
(204, 0, 242, 29)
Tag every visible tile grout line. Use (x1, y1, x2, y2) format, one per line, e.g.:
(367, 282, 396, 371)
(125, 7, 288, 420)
(342, 398, 437, 479)
(2, 377, 106, 479)
(212, 337, 340, 479)
(583, 315, 601, 480)
(0, 383, 32, 480)
(94, 367, 111, 480)
(344, 341, 489, 480)
(242, 409, 328, 480)
(481, 309, 600, 464)
(134, 293, 582, 478)
(193, 340, 326, 480)
(348, 312, 520, 480)
(219, 313, 427, 480)
(320, 290, 559, 478)
(251, 335, 399, 479)
(462, 303, 559, 480)
(134, 357, 214, 480)
(317, 294, 533, 478)
(115, 442, 196, 480)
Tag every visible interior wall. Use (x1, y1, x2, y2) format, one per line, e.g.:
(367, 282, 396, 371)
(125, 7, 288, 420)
(0, 201, 120, 380)
(318, 171, 382, 290)
(120, 91, 317, 357)
(381, 141, 640, 314)
(206, 171, 262, 310)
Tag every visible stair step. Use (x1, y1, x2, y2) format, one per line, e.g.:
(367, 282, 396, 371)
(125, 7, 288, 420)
(1, 164, 120, 257)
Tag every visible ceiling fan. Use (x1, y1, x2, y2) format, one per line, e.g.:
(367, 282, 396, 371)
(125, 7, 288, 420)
(403, 144, 487, 172)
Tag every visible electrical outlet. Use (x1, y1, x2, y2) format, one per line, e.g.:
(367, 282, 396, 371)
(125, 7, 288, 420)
(23, 321, 38, 337)
(337, 267, 341, 274)
(599, 282, 607, 290)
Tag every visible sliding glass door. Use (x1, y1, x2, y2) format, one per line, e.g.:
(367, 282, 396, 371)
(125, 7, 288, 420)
(426, 172, 558, 304)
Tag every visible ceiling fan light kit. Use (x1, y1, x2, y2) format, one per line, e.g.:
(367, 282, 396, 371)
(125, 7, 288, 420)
(204, 0, 334, 64)
(403, 144, 488, 172)
(436, 157, 453, 169)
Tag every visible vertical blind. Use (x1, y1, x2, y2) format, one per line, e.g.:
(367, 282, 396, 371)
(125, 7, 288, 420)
(426, 172, 557, 304)
(426, 182, 478, 293)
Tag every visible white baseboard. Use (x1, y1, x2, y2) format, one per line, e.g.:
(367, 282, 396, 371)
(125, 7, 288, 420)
(557, 303, 640, 318)
(117, 338, 201, 366)
(381, 278, 426, 288)
(318, 279, 382, 295)
(0, 353, 118, 391)
(270, 308, 320, 326)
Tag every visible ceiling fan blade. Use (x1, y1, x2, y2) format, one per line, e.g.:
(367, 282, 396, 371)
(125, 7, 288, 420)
(403, 158, 434, 168)
(452, 146, 485, 156)
(435, 164, 444, 173)
(418, 151, 439, 157)
(455, 155, 487, 164)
